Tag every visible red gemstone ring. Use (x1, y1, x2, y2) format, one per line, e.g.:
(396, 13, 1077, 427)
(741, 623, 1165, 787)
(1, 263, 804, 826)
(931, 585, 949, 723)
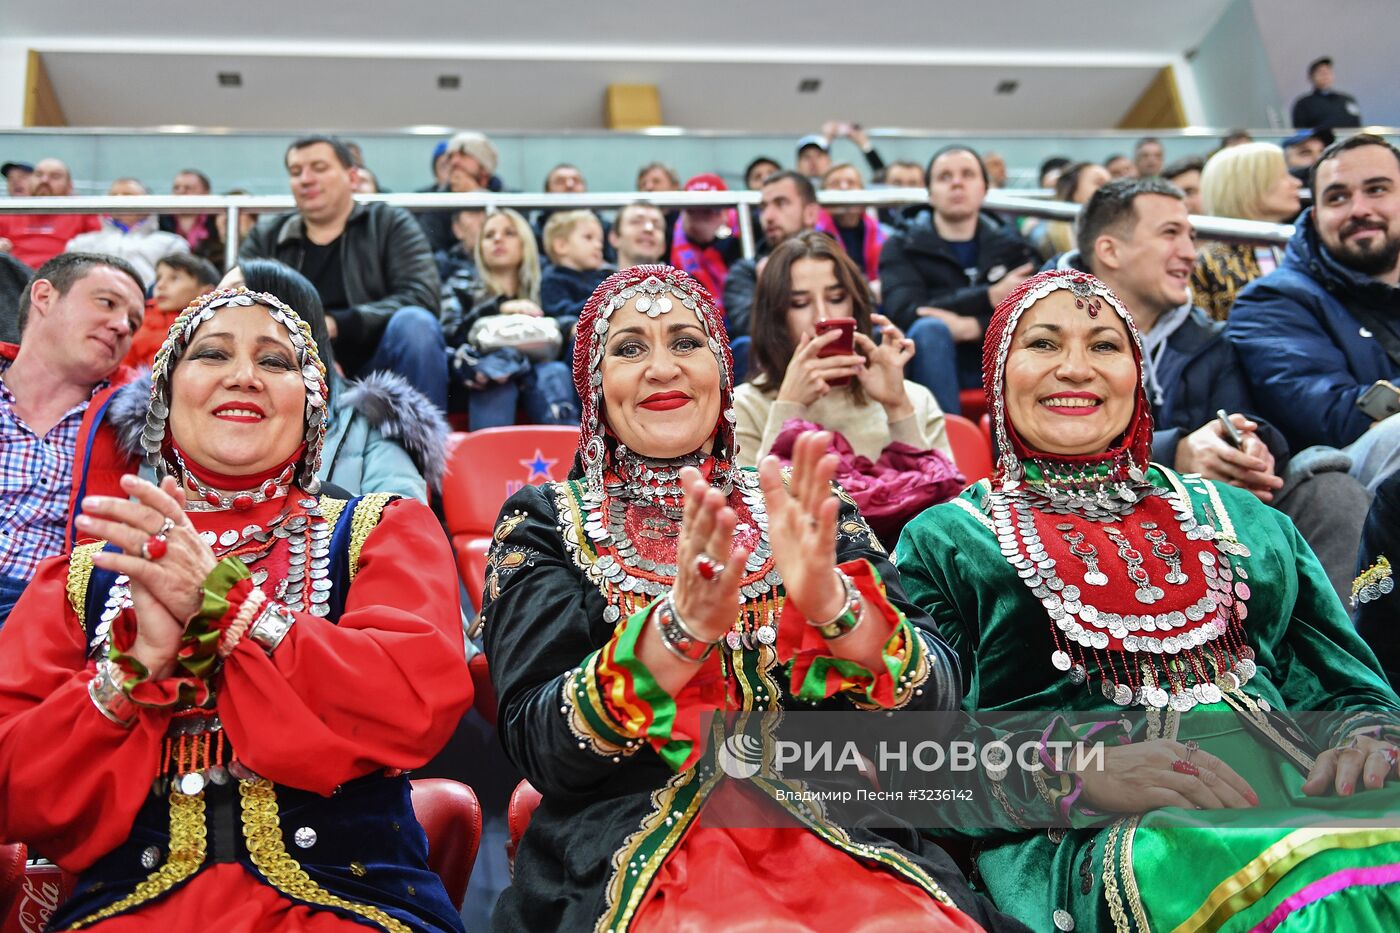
(695, 554, 725, 581)
(141, 534, 168, 561)
(1171, 759, 1201, 776)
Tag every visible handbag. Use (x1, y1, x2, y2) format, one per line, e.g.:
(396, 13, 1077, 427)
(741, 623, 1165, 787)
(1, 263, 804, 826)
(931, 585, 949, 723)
(467, 314, 563, 363)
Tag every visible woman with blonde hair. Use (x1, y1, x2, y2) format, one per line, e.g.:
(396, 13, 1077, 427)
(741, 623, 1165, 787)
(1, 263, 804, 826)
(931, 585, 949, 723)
(442, 207, 577, 427)
(1192, 142, 1302, 320)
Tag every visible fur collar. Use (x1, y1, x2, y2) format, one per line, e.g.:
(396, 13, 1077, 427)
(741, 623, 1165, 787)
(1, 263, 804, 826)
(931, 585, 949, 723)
(109, 370, 448, 493)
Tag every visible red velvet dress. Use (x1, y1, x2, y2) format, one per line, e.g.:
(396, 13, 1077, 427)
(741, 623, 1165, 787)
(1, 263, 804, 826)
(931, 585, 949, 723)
(0, 497, 472, 929)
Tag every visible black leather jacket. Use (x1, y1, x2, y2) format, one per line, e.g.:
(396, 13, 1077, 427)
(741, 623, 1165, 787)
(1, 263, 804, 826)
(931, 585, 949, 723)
(240, 201, 441, 375)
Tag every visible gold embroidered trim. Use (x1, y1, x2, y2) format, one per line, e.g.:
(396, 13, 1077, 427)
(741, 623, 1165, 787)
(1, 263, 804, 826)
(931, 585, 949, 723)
(1120, 813, 1150, 931)
(239, 778, 411, 933)
(66, 541, 106, 631)
(598, 767, 712, 933)
(345, 492, 395, 577)
(562, 663, 635, 758)
(67, 791, 207, 928)
(1101, 817, 1134, 933)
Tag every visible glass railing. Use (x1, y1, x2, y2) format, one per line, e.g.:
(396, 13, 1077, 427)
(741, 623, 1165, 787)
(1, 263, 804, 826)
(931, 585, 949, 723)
(0, 187, 1293, 271)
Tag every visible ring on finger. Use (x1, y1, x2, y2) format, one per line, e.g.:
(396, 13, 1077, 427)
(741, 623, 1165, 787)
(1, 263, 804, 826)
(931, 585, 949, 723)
(141, 533, 169, 561)
(1171, 758, 1201, 777)
(1371, 747, 1400, 769)
(695, 554, 725, 582)
(1184, 739, 1200, 765)
(151, 516, 175, 537)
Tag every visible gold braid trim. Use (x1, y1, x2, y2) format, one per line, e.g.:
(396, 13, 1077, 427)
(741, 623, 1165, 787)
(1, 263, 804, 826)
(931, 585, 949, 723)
(1101, 817, 1132, 933)
(346, 492, 396, 577)
(67, 791, 207, 928)
(1120, 814, 1150, 931)
(66, 541, 107, 632)
(239, 778, 411, 933)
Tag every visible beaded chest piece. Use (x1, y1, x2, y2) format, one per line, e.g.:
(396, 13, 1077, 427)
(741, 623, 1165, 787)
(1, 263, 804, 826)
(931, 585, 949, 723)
(569, 265, 781, 651)
(981, 271, 1256, 712)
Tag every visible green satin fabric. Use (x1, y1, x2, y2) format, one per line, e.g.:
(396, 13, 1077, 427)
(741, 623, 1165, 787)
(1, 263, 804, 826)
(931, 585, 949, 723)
(896, 469, 1400, 932)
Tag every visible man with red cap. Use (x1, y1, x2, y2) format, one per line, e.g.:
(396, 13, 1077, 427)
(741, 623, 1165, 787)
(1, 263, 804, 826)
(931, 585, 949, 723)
(670, 173, 742, 315)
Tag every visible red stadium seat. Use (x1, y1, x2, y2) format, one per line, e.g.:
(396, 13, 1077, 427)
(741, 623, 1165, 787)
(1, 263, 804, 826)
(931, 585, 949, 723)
(958, 388, 987, 424)
(410, 778, 482, 911)
(506, 780, 544, 873)
(0, 843, 27, 924)
(468, 652, 497, 727)
(944, 414, 994, 484)
(442, 426, 581, 608)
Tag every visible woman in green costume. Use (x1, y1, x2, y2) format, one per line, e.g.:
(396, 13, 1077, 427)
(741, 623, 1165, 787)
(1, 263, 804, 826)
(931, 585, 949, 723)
(896, 269, 1400, 933)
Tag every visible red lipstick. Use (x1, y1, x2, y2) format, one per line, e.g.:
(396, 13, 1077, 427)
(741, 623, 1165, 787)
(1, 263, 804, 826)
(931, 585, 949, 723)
(639, 391, 691, 411)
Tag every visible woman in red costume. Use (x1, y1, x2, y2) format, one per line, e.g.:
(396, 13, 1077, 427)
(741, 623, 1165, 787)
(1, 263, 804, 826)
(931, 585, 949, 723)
(482, 264, 1028, 932)
(0, 287, 472, 931)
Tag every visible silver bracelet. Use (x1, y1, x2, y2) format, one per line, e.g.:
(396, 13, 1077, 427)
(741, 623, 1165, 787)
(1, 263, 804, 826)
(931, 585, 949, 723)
(89, 659, 137, 728)
(807, 569, 862, 641)
(247, 602, 296, 654)
(654, 595, 716, 664)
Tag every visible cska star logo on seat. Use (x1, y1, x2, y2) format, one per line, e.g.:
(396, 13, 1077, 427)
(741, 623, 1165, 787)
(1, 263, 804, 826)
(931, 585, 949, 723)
(505, 449, 559, 497)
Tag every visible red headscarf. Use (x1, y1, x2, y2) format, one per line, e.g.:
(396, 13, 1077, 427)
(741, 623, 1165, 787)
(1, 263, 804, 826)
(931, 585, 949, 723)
(572, 264, 738, 489)
(980, 269, 1154, 485)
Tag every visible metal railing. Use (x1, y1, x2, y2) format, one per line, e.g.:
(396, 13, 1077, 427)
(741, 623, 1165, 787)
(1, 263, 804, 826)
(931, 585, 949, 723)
(0, 187, 1293, 270)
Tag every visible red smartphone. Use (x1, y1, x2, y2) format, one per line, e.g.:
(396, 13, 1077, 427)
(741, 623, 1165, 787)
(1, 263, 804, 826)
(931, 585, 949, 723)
(813, 317, 857, 387)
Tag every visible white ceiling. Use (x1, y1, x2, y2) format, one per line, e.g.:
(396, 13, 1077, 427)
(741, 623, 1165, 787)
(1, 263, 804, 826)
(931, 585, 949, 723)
(5, 0, 1239, 131)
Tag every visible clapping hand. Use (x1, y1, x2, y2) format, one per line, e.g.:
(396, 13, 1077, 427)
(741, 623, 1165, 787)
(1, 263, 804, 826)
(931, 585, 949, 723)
(77, 474, 216, 679)
(671, 466, 750, 644)
(757, 431, 845, 623)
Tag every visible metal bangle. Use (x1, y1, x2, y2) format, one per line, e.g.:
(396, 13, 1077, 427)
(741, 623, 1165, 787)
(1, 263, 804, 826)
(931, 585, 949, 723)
(654, 595, 716, 664)
(89, 660, 138, 728)
(247, 601, 296, 655)
(807, 569, 862, 641)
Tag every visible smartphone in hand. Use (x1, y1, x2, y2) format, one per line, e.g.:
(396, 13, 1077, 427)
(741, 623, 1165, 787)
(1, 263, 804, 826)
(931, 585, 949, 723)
(1357, 380, 1400, 422)
(814, 317, 857, 387)
(1216, 409, 1245, 450)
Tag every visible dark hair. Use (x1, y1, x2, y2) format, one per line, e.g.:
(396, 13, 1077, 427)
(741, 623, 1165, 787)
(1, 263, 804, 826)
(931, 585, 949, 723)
(175, 169, 212, 192)
(544, 163, 581, 190)
(1162, 155, 1206, 181)
(17, 252, 144, 334)
(1076, 177, 1184, 270)
(761, 169, 817, 205)
(1308, 56, 1332, 77)
(744, 156, 781, 185)
(1220, 129, 1252, 148)
(1040, 155, 1073, 181)
(237, 258, 336, 375)
(156, 252, 221, 287)
(1135, 137, 1163, 152)
(1054, 162, 1096, 202)
(1102, 154, 1128, 168)
(1309, 133, 1400, 200)
(887, 160, 927, 187)
(636, 161, 679, 187)
(284, 135, 355, 170)
(749, 230, 871, 406)
(928, 146, 989, 187)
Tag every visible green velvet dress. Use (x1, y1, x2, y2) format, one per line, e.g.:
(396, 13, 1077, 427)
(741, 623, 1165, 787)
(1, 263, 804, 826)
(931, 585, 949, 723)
(896, 464, 1400, 933)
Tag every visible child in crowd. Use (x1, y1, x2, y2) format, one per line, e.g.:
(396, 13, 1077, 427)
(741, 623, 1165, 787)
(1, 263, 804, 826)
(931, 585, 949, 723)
(122, 252, 219, 368)
(539, 209, 609, 337)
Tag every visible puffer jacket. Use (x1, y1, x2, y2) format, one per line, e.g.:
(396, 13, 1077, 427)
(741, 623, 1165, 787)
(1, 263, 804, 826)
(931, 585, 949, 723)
(1228, 209, 1400, 451)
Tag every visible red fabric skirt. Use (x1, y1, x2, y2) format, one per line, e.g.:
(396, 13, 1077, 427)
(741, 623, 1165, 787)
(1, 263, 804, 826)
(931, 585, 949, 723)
(633, 782, 985, 932)
(70, 864, 364, 932)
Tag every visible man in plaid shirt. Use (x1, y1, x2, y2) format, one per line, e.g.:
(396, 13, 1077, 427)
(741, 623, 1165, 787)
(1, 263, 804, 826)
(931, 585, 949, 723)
(0, 253, 145, 627)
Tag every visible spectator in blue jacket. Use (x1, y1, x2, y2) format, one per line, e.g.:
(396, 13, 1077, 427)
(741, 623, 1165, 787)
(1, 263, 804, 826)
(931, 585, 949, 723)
(539, 209, 608, 339)
(1079, 177, 1369, 600)
(1228, 134, 1400, 492)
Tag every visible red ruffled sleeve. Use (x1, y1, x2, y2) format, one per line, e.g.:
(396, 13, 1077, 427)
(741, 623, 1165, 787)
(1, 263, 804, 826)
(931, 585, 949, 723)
(0, 555, 172, 871)
(217, 498, 473, 795)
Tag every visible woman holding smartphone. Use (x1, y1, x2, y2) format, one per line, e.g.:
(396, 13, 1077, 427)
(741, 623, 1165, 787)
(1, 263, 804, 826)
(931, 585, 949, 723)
(734, 232, 960, 540)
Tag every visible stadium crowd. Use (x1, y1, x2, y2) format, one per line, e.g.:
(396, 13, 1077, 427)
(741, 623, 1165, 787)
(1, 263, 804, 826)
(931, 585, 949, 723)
(2, 50, 1400, 933)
